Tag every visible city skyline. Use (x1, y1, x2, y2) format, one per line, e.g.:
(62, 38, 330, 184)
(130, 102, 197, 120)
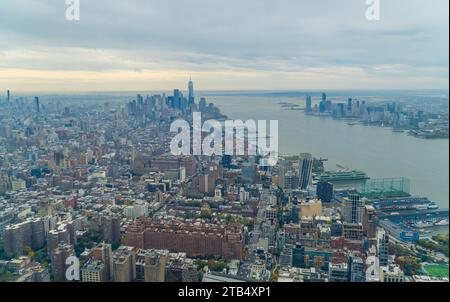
(0, 0, 449, 92)
(0, 0, 449, 288)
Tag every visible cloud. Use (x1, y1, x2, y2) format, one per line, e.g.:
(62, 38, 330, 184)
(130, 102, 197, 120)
(0, 0, 448, 91)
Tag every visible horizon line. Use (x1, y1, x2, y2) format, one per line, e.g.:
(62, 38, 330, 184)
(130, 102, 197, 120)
(4, 88, 450, 96)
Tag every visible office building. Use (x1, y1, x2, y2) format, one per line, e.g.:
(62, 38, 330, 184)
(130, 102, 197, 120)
(363, 205, 377, 239)
(342, 194, 364, 224)
(242, 162, 257, 183)
(279, 246, 293, 267)
(306, 96, 312, 113)
(328, 263, 349, 282)
(377, 229, 390, 267)
(316, 181, 334, 203)
(298, 153, 313, 190)
(348, 254, 365, 282)
(34, 96, 40, 113)
(292, 244, 305, 268)
(188, 78, 195, 106)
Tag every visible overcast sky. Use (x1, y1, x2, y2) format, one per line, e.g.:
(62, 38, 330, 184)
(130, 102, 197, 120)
(0, 0, 448, 92)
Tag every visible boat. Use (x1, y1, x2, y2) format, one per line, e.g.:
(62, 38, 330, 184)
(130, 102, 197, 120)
(412, 220, 434, 228)
(427, 203, 439, 210)
(415, 204, 428, 211)
(434, 219, 449, 226)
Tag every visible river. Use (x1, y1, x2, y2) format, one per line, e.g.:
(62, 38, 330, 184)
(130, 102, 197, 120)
(201, 91, 449, 210)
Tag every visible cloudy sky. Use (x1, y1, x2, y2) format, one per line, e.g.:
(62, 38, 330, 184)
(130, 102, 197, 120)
(0, 0, 448, 92)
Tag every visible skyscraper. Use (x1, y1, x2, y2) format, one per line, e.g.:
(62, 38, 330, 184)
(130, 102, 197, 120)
(113, 246, 136, 282)
(348, 254, 365, 282)
(342, 194, 364, 224)
(6, 90, 10, 102)
(34, 96, 40, 113)
(51, 243, 75, 282)
(316, 181, 334, 203)
(377, 229, 389, 267)
(306, 95, 312, 113)
(298, 153, 313, 190)
(319, 93, 327, 113)
(188, 78, 195, 106)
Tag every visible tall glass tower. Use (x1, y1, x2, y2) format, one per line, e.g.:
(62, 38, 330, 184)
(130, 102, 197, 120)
(298, 153, 313, 190)
(188, 78, 195, 106)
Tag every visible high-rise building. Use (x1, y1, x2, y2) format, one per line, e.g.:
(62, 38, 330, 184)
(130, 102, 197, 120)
(282, 171, 299, 190)
(47, 222, 77, 254)
(377, 229, 390, 267)
(306, 96, 312, 113)
(35, 96, 40, 113)
(279, 246, 293, 267)
(328, 263, 349, 282)
(292, 244, 305, 268)
(101, 215, 121, 244)
(348, 254, 365, 282)
(143, 249, 168, 282)
(4, 224, 25, 257)
(6, 90, 10, 102)
(188, 78, 195, 106)
(241, 162, 257, 183)
(342, 223, 364, 241)
(81, 260, 106, 282)
(316, 181, 334, 203)
(363, 205, 377, 239)
(298, 153, 313, 190)
(3, 218, 45, 257)
(342, 194, 364, 224)
(30, 218, 45, 250)
(91, 243, 114, 281)
(113, 246, 136, 282)
(199, 97, 207, 112)
(51, 243, 74, 282)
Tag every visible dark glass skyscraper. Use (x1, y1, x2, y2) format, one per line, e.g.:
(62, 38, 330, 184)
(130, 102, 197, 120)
(188, 78, 195, 106)
(298, 153, 313, 190)
(34, 96, 40, 113)
(317, 181, 334, 203)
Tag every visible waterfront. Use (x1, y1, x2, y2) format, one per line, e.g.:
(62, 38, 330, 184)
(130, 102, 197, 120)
(202, 91, 449, 211)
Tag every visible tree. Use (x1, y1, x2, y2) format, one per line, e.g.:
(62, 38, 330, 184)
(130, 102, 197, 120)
(0, 266, 16, 282)
(396, 256, 422, 276)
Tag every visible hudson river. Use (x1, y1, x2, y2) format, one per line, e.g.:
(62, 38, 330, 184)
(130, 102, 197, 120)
(202, 91, 449, 210)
